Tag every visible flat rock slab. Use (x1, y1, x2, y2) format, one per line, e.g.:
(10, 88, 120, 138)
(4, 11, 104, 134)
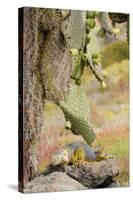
(24, 171, 87, 193)
(65, 158, 119, 188)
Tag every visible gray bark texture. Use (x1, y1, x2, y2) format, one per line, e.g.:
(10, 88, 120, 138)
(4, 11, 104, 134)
(19, 7, 86, 191)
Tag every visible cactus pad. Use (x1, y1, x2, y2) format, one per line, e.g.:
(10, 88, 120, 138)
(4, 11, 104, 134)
(59, 84, 96, 145)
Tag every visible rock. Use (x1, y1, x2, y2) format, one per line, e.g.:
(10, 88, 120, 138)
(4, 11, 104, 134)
(65, 158, 119, 188)
(24, 158, 119, 193)
(104, 181, 120, 188)
(24, 171, 87, 193)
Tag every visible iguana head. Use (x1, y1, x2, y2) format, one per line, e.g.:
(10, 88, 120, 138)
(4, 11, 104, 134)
(51, 149, 69, 166)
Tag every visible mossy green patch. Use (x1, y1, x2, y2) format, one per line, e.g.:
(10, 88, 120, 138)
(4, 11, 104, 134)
(109, 140, 129, 158)
(102, 41, 129, 68)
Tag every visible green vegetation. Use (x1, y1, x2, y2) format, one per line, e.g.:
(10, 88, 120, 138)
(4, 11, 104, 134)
(93, 124, 129, 186)
(102, 41, 129, 67)
(110, 140, 128, 157)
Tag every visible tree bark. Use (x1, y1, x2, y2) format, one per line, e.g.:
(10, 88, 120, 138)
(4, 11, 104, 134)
(19, 7, 86, 191)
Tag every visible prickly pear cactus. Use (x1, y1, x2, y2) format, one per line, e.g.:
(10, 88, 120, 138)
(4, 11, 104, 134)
(69, 11, 107, 87)
(97, 12, 119, 36)
(59, 84, 96, 145)
(108, 12, 129, 43)
(70, 49, 85, 85)
(58, 11, 110, 145)
(86, 28, 105, 84)
(59, 11, 128, 145)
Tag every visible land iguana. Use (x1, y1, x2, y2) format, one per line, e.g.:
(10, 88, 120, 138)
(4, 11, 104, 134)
(51, 142, 113, 166)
